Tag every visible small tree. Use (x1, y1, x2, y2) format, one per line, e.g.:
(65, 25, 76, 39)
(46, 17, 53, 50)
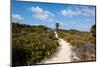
(55, 22, 59, 31)
(91, 24, 96, 37)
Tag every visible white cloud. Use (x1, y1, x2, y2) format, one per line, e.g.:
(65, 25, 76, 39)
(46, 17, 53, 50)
(60, 7, 95, 17)
(32, 13, 49, 20)
(30, 6, 54, 22)
(60, 9, 81, 17)
(31, 6, 43, 13)
(12, 14, 24, 22)
(81, 8, 95, 16)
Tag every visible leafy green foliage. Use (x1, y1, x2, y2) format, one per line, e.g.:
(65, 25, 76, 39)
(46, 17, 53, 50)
(57, 28, 96, 61)
(58, 29, 95, 45)
(12, 23, 59, 66)
(91, 24, 96, 37)
(90, 24, 96, 44)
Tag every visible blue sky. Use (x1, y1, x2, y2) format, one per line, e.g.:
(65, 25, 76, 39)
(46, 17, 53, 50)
(12, 1, 96, 31)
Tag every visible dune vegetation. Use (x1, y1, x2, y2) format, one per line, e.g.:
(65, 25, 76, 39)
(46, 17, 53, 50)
(12, 22, 96, 66)
(12, 23, 59, 66)
(57, 24, 96, 62)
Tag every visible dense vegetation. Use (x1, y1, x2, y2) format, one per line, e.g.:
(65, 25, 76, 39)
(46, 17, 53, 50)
(12, 23, 59, 66)
(12, 22, 96, 65)
(91, 24, 96, 37)
(57, 24, 96, 62)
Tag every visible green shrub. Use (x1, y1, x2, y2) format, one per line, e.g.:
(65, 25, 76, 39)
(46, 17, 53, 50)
(12, 23, 59, 66)
(57, 29, 96, 61)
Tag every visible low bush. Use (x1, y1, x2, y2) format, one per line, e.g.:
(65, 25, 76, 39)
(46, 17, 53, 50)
(12, 23, 59, 66)
(57, 29, 96, 61)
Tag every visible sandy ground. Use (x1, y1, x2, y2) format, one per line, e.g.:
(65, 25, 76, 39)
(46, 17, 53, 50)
(40, 31, 80, 64)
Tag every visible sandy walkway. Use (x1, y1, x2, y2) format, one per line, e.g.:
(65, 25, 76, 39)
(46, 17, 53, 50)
(40, 31, 80, 64)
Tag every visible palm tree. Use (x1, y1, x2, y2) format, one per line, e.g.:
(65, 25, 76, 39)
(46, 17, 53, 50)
(55, 22, 59, 31)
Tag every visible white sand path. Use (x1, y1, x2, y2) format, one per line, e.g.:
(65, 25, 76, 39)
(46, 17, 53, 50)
(40, 31, 80, 64)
